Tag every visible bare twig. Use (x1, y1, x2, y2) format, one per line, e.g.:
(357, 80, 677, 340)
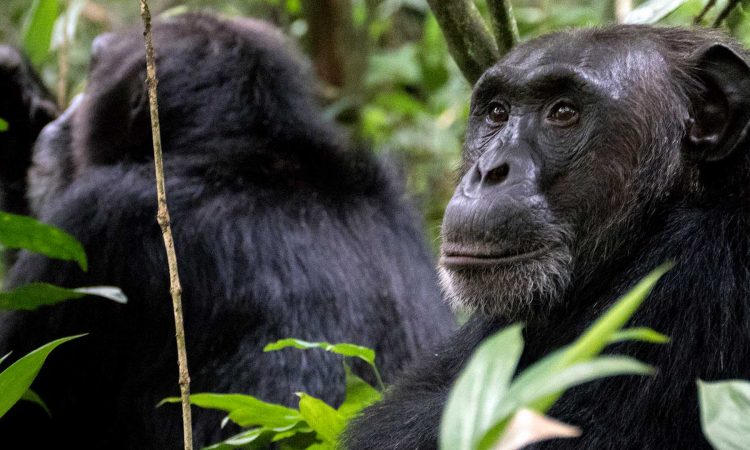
(138, 2, 193, 449)
(712, 0, 742, 27)
(694, 0, 717, 24)
(57, 0, 69, 108)
(487, 0, 519, 54)
(426, 0, 500, 84)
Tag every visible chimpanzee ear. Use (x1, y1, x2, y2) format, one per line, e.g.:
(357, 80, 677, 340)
(685, 43, 750, 162)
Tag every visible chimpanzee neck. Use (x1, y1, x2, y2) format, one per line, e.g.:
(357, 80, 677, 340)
(522, 199, 750, 361)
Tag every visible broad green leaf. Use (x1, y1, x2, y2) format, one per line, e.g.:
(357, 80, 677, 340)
(440, 324, 524, 450)
(0, 334, 83, 419)
(160, 393, 301, 429)
(512, 356, 653, 409)
(265, 338, 385, 389)
(337, 363, 381, 419)
(624, 0, 688, 24)
(0, 211, 87, 271)
(698, 379, 750, 450)
(297, 393, 345, 444)
(478, 356, 654, 449)
(21, 388, 50, 416)
(0, 283, 127, 310)
(228, 406, 302, 429)
(609, 327, 670, 344)
(159, 392, 264, 412)
(264, 339, 375, 366)
(21, 0, 59, 65)
(0, 118, 8, 132)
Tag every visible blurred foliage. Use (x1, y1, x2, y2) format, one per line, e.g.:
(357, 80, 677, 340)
(1, 0, 749, 251)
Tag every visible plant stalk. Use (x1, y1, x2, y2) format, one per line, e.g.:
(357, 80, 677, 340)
(138, 2, 193, 449)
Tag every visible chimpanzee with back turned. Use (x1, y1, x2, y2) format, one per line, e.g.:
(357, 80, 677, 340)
(0, 14, 454, 449)
(344, 26, 750, 450)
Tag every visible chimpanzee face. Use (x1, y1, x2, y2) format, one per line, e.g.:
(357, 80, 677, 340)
(438, 29, 750, 319)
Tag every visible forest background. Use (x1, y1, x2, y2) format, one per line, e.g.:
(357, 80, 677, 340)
(4, 0, 749, 251)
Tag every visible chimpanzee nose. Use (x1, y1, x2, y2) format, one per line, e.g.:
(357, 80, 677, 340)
(461, 147, 534, 199)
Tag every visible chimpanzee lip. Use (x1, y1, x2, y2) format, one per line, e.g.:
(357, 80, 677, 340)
(439, 245, 551, 269)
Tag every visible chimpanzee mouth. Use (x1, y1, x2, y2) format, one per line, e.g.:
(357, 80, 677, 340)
(439, 245, 552, 270)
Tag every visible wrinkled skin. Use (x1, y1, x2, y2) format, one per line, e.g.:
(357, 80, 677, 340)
(345, 26, 750, 450)
(0, 14, 454, 449)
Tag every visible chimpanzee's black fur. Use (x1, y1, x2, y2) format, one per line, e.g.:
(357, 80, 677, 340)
(0, 46, 57, 218)
(0, 14, 453, 449)
(345, 26, 750, 450)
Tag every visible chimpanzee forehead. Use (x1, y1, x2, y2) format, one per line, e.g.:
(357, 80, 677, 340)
(483, 32, 671, 101)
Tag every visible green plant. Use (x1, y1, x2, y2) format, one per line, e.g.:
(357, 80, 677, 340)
(0, 211, 127, 418)
(0, 334, 84, 419)
(439, 264, 672, 450)
(170, 266, 673, 450)
(699, 379, 750, 450)
(162, 339, 382, 449)
(0, 211, 126, 309)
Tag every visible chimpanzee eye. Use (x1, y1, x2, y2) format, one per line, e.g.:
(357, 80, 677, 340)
(486, 102, 509, 125)
(547, 101, 579, 126)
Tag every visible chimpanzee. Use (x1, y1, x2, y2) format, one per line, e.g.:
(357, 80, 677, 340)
(0, 14, 454, 449)
(344, 26, 750, 450)
(0, 46, 57, 218)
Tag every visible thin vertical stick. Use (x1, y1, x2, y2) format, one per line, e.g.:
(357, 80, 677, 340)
(138, 2, 193, 449)
(57, 0, 69, 108)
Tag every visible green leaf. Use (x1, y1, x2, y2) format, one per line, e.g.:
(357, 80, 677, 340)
(609, 327, 670, 344)
(21, 388, 50, 416)
(228, 407, 302, 430)
(698, 379, 750, 450)
(557, 264, 671, 368)
(264, 338, 385, 390)
(0, 211, 87, 271)
(0, 334, 84, 419)
(297, 393, 346, 444)
(624, 0, 688, 24)
(527, 264, 670, 415)
(440, 324, 524, 450)
(264, 339, 375, 366)
(0, 283, 127, 310)
(202, 428, 267, 450)
(161, 393, 301, 429)
(477, 356, 654, 449)
(438, 266, 670, 450)
(21, 0, 60, 65)
(337, 363, 382, 419)
(0, 118, 8, 132)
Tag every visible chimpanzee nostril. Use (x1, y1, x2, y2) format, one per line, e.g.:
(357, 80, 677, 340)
(485, 163, 509, 185)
